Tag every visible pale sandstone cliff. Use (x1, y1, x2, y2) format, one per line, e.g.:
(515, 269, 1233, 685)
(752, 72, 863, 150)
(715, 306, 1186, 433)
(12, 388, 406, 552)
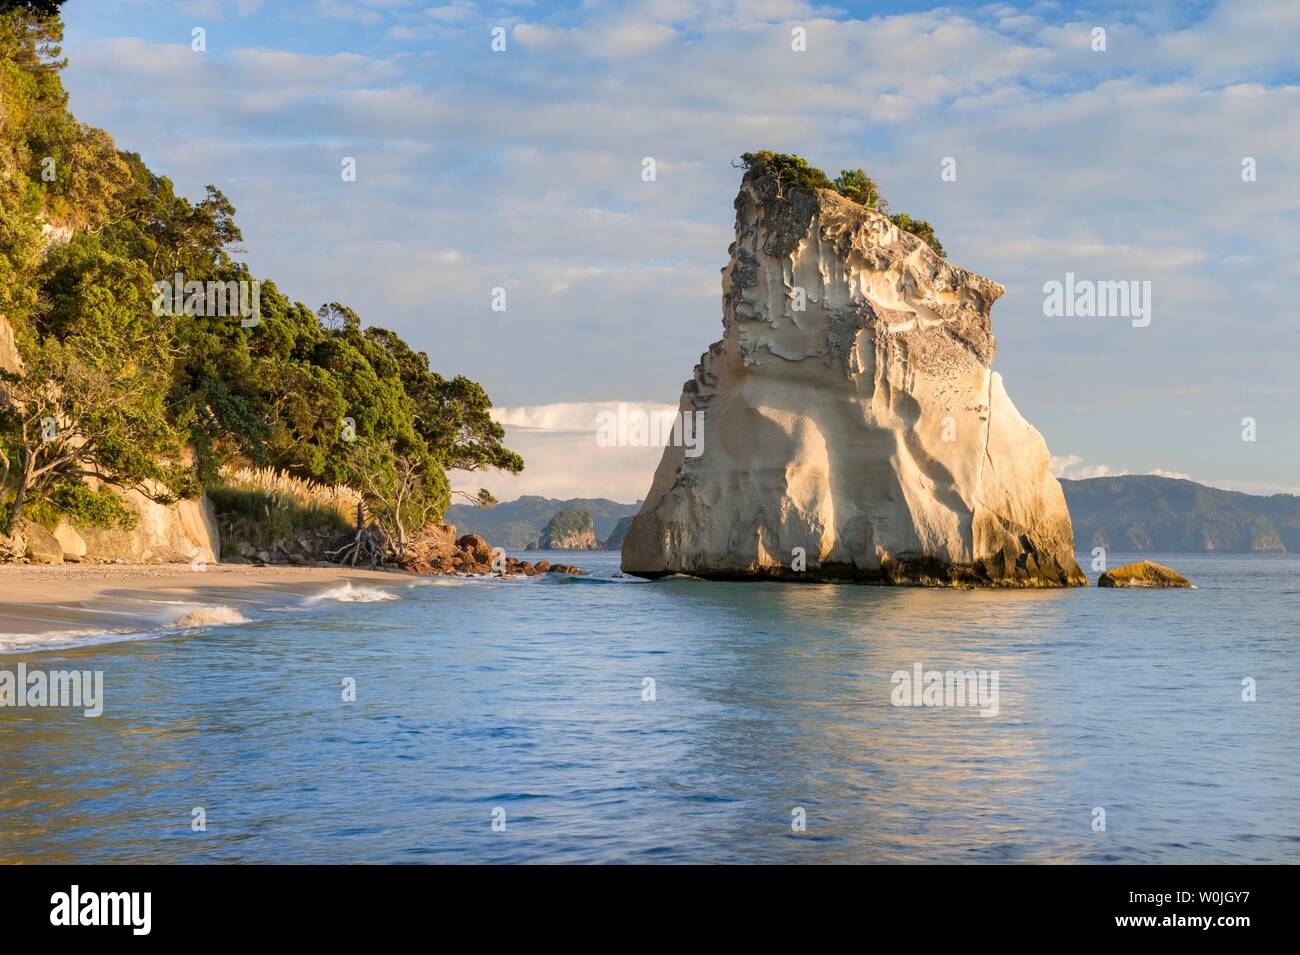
(622, 169, 1085, 586)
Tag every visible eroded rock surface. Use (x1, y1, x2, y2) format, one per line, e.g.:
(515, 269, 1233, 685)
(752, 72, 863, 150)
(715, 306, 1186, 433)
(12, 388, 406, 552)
(623, 168, 1085, 587)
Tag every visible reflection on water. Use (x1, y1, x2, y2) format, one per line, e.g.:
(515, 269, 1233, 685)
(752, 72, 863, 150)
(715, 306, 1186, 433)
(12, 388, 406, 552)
(1, 552, 1298, 863)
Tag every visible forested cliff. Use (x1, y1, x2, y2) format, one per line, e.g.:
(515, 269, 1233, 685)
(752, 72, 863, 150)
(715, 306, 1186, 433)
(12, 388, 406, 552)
(0, 7, 520, 555)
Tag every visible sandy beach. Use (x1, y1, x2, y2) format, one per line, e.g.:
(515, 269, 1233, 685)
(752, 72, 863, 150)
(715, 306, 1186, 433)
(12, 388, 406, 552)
(0, 563, 427, 643)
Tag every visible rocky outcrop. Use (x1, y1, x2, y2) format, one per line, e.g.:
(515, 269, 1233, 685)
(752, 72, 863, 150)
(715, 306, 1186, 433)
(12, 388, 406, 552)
(537, 509, 600, 550)
(623, 166, 1085, 587)
(396, 524, 583, 576)
(1098, 560, 1192, 588)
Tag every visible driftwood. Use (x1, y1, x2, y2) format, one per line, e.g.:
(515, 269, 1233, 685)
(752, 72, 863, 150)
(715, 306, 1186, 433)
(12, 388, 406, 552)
(324, 501, 388, 568)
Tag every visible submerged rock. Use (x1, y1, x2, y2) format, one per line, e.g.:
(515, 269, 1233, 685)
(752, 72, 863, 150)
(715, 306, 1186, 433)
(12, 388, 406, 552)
(1097, 560, 1192, 588)
(623, 163, 1086, 587)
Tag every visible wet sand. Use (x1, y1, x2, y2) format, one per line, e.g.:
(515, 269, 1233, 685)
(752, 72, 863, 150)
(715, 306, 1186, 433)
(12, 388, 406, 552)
(0, 563, 425, 642)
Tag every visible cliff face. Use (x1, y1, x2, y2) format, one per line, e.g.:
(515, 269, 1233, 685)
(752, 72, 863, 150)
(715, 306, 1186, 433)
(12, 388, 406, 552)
(623, 170, 1085, 586)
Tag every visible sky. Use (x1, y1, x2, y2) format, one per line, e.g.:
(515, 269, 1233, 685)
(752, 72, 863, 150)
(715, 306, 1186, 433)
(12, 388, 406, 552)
(57, 0, 1300, 502)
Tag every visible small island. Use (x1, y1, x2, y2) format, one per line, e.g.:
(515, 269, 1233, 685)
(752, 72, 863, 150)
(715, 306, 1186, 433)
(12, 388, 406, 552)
(532, 509, 599, 550)
(1098, 561, 1193, 588)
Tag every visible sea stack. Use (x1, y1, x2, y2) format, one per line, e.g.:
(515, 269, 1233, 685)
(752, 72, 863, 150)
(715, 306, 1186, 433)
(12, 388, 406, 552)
(622, 158, 1086, 586)
(537, 509, 600, 550)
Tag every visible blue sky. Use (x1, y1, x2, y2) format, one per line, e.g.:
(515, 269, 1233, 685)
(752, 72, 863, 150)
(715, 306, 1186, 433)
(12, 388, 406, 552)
(58, 0, 1300, 501)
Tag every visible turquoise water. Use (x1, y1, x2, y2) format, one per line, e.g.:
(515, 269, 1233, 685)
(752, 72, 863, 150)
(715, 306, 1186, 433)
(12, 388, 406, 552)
(1, 551, 1298, 863)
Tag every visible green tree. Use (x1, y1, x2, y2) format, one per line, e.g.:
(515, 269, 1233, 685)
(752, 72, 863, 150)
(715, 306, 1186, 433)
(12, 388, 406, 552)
(0, 339, 191, 532)
(738, 150, 947, 257)
(833, 168, 886, 210)
(0, 2, 69, 16)
(0, 5, 522, 547)
(348, 439, 443, 554)
(737, 150, 833, 197)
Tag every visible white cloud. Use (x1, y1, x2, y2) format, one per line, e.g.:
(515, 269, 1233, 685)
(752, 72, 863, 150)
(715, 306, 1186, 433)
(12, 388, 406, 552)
(1049, 454, 1125, 480)
(451, 401, 677, 502)
(179, 0, 264, 17)
(1049, 457, 1300, 498)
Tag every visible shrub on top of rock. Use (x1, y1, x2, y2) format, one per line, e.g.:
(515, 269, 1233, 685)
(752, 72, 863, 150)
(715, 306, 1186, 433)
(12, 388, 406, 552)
(736, 150, 946, 257)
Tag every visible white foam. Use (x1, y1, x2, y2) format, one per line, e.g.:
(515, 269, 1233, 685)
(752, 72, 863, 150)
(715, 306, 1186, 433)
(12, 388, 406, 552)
(169, 606, 251, 628)
(303, 582, 398, 604)
(0, 626, 139, 653)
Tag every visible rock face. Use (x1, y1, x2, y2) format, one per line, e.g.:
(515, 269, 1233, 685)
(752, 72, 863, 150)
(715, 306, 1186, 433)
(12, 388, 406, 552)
(1098, 560, 1192, 588)
(537, 509, 600, 550)
(623, 168, 1086, 586)
(72, 485, 220, 564)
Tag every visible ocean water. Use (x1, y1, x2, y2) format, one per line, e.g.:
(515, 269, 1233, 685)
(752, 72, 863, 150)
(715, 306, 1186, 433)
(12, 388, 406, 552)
(1, 551, 1297, 864)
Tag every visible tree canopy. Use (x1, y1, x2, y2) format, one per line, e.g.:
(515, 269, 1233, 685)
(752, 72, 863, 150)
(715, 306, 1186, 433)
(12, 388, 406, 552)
(0, 8, 521, 536)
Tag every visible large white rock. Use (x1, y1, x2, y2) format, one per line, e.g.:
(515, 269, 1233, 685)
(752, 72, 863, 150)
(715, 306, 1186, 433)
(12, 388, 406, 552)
(623, 170, 1085, 587)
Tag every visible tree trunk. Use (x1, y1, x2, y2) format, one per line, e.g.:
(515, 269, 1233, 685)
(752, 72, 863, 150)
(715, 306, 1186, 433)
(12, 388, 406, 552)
(7, 450, 34, 533)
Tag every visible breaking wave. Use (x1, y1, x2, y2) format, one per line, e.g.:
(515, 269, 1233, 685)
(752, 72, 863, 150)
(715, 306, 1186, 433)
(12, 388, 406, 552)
(168, 606, 251, 628)
(303, 583, 398, 604)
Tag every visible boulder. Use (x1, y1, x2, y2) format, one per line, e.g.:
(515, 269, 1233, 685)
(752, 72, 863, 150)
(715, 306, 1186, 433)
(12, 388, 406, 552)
(21, 521, 64, 564)
(623, 163, 1085, 587)
(456, 534, 493, 562)
(1098, 560, 1192, 588)
(52, 521, 87, 558)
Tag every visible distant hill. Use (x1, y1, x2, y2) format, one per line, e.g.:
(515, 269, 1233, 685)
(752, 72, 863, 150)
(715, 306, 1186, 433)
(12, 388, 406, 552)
(1061, 476, 1300, 553)
(449, 478, 1300, 555)
(601, 516, 634, 551)
(446, 496, 641, 550)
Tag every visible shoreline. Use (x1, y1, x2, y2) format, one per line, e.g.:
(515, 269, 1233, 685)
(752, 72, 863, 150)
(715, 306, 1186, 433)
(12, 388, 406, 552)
(0, 562, 428, 644)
